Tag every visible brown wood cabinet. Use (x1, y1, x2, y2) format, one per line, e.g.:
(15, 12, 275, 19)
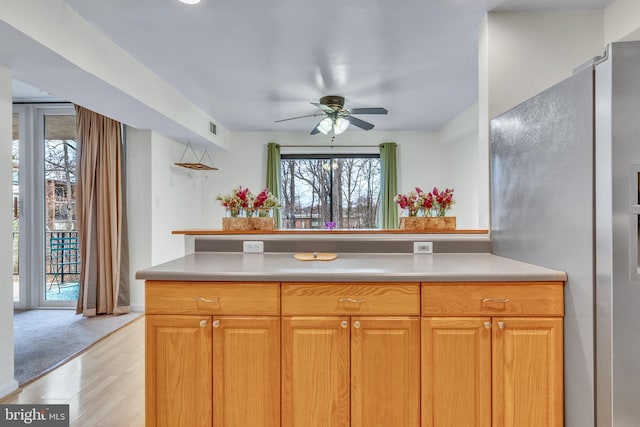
(145, 282, 280, 427)
(421, 317, 491, 427)
(146, 314, 213, 427)
(492, 317, 563, 427)
(421, 282, 564, 427)
(281, 316, 420, 427)
(145, 280, 563, 427)
(281, 282, 421, 427)
(213, 317, 280, 427)
(281, 317, 350, 427)
(351, 317, 420, 427)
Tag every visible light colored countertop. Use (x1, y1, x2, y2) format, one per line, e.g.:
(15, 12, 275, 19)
(135, 252, 567, 282)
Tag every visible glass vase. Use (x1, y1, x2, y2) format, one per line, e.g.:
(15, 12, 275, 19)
(225, 208, 242, 217)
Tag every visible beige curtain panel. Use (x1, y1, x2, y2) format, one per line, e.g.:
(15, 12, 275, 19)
(75, 105, 130, 316)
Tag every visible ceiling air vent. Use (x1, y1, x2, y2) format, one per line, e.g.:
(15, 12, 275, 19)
(209, 121, 217, 135)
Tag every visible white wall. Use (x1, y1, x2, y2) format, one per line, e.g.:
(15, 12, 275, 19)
(605, 0, 640, 43)
(150, 132, 204, 263)
(484, 10, 604, 120)
(202, 125, 479, 229)
(0, 64, 18, 399)
(438, 104, 479, 229)
(126, 128, 152, 312)
(127, 128, 206, 309)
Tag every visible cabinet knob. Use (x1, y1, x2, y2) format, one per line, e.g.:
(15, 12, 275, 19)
(199, 320, 207, 328)
(484, 321, 492, 329)
(213, 320, 220, 328)
(353, 321, 361, 329)
(498, 321, 506, 329)
(340, 320, 348, 328)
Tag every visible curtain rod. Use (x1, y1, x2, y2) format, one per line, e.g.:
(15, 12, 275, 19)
(279, 144, 379, 148)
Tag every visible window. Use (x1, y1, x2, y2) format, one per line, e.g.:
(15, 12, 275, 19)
(280, 154, 380, 229)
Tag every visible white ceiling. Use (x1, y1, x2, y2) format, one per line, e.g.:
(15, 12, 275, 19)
(11, 0, 612, 135)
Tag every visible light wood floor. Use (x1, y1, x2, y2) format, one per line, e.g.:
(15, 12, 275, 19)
(2, 316, 145, 427)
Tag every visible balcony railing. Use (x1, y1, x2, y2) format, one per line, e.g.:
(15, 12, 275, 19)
(12, 230, 80, 279)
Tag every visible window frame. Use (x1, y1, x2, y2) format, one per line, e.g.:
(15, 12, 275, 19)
(280, 152, 381, 230)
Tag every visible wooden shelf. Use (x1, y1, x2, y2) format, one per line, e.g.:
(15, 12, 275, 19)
(172, 229, 489, 235)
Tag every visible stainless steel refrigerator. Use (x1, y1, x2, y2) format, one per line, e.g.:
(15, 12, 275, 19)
(491, 41, 640, 427)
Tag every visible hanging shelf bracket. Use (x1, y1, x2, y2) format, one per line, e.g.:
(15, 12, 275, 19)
(174, 141, 218, 170)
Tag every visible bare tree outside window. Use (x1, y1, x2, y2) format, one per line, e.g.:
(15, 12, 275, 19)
(280, 154, 380, 229)
(44, 139, 77, 231)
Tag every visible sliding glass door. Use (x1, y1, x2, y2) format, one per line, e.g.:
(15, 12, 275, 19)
(12, 111, 21, 306)
(13, 104, 79, 309)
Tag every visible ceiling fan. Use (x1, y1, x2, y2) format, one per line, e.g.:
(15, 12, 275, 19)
(274, 95, 388, 135)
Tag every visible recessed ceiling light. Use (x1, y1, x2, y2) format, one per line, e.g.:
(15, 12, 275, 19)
(179, 0, 201, 4)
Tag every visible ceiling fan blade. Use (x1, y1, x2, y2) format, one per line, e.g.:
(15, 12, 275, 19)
(274, 113, 325, 123)
(311, 102, 336, 114)
(346, 115, 375, 131)
(349, 107, 388, 115)
(310, 126, 320, 135)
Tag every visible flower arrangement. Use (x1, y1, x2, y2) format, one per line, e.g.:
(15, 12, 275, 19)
(216, 186, 280, 217)
(251, 188, 281, 217)
(393, 188, 424, 217)
(431, 187, 455, 217)
(394, 187, 454, 217)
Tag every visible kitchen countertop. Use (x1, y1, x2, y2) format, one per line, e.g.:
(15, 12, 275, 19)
(135, 252, 567, 282)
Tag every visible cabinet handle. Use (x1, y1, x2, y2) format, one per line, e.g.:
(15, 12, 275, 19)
(199, 320, 207, 328)
(353, 321, 361, 329)
(481, 298, 511, 304)
(497, 321, 506, 329)
(340, 320, 348, 328)
(213, 320, 220, 328)
(339, 297, 366, 304)
(484, 321, 492, 329)
(192, 297, 219, 303)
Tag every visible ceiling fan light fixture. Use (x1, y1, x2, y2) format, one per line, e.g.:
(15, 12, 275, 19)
(334, 117, 350, 135)
(317, 117, 333, 135)
(179, 0, 201, 4)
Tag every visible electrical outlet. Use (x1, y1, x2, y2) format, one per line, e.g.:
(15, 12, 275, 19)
(243, 241, 264, 253)
(413, 241, 433, 254)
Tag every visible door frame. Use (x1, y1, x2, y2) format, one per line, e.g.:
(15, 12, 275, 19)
(13, 103, 77, 309)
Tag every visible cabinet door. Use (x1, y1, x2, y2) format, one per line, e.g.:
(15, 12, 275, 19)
(351, 317, 420, 427)
(213, 317, 280, 427)
(492, 317, 563, 427)
(421, 317, 491, 427)
(146, 315, 212, 427)
(282, 317, 350, 427)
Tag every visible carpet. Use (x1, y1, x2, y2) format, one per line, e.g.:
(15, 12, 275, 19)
(13, 309, 143, 385)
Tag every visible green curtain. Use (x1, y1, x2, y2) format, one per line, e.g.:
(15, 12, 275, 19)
(266, 142, 281, 227)
(379, 142, 398, 229)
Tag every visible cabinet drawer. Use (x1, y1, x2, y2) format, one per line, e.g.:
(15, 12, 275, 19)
(145, 281, 280, 315)
(282, 282, 420, 316)
(422, 282, 564, 316)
